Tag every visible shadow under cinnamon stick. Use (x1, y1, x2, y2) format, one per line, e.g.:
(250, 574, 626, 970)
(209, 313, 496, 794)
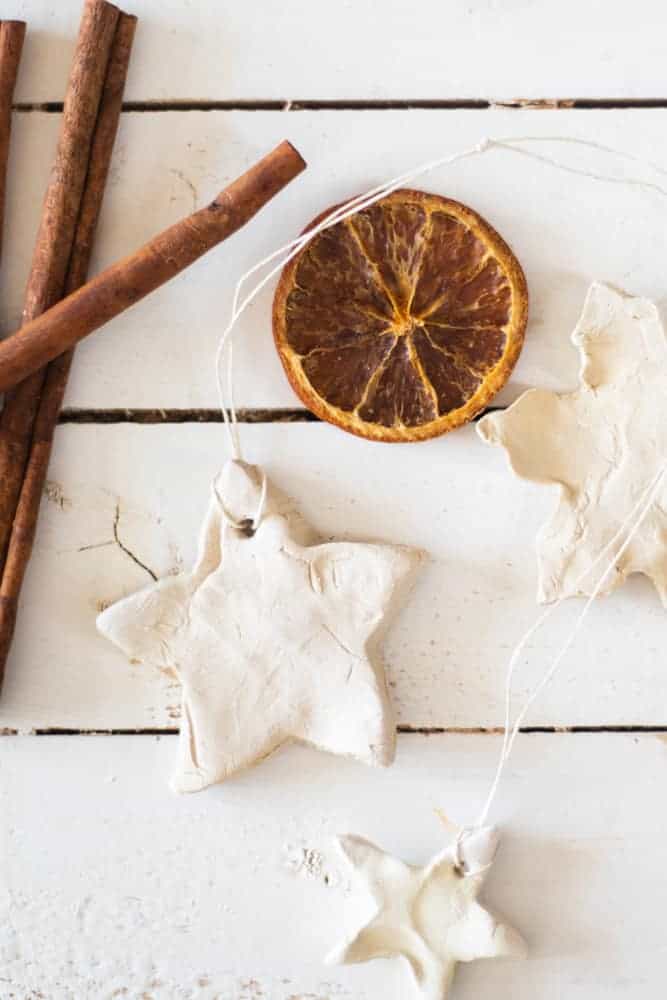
(0, 140, 307, 396)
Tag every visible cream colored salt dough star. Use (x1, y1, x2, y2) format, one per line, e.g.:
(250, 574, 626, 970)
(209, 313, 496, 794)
(97, 460, 419, 792)
(330, 827, 525, 999)
(478, 281, 667, 604)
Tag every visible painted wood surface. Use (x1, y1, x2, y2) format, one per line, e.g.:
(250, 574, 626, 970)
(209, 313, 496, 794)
(9, 0, 667, 102)
(4, 109, 667, 411)
(0, 422, 665, 733)
(2, 3, 667, 998)
(2, 732, 666, 998)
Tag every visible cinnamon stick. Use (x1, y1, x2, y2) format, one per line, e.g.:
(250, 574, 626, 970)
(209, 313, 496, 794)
(0, 12, 137, 688)
(0, 1, 120, 579)
(0, 20, 26, 262)
(0, 139, 307, 395)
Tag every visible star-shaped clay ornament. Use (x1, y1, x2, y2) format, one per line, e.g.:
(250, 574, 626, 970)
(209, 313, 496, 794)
(330, 827, 525, 999)
(478, 281, 667, 604)
(97, 460, 420, 792)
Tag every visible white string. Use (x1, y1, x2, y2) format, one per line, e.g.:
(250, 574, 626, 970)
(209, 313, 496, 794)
(472, 463, 667, 834)
(213, 467, 268, 535)
(226, 342, 241, 460)
(506, 135, 667, 180)
(215, 132, 667, 463)
(216, 138, 494, 458)
(211, 134, 667, 823)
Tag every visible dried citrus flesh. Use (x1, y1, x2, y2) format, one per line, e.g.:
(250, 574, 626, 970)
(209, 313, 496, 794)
(273, 188, 528, 443)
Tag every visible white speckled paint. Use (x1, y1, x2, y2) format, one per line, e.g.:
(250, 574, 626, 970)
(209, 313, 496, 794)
(2, 3, 666, 996)
(1, 423, 666, 732)
(2, 733, 666, 997)
(6, 111, 667, 412)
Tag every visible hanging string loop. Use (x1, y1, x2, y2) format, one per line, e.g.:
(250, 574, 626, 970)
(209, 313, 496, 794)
(212, 467, 268, 538)
(211, 134, 667, 831)
(215, 134, 667, 463)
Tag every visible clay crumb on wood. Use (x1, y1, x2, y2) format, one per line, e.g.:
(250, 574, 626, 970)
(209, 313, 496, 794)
(43, 480, 71, 509)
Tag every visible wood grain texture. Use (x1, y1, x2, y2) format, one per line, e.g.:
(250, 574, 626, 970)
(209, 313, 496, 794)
(10, 0, 667, 102)
(4, 109, 667, 411)
(2, 732, 666, 997)
(0, 423, 665, 732)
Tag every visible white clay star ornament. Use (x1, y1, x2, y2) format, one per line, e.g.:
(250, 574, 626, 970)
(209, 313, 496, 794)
(478, 282, 667, 604)
(330, 826, 525, 999)
(97, 460, 420, 791)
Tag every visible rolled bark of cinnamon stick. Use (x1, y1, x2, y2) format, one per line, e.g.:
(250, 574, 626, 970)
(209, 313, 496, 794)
(0, 139, 307, 395)
(0, 0, 120, 580)
(0, 20, 26, 262)
(0, 12, 137, 689)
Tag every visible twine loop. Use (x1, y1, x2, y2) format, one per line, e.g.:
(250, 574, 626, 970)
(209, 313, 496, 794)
(215, 132, 667, 463)
(213, 468, 268, 538)
(213, 133, 667, 834)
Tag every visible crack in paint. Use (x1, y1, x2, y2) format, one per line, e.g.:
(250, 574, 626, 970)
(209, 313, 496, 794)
(113, 502, 157, 581)
(169, 167, 198, 211)
(77, 540, 115, 553)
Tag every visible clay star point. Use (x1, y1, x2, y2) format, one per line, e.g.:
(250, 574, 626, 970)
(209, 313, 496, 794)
(478, 281, 667, 604)
(97, 459, 420, 791)
(330, 827, 525, 999)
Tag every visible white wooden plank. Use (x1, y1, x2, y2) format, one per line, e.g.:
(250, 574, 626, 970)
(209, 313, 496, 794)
(4, 109, 667, 411)
(2, 731, 665, 997)
(0, 422, 665, 732)
(10, 0, 667, 102)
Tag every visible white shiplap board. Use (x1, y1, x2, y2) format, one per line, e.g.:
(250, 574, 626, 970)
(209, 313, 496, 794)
(9, 0, 667, 102)
(0, 422, 665, 732)
(2, 732, 666, 998)
(2, 3, 666, 999)
(4, 109, 667, 410)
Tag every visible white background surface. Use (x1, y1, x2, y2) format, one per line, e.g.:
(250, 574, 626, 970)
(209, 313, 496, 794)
(1, 2, 666, 998)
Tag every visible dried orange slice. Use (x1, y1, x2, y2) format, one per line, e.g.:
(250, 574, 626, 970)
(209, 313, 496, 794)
(273, 188, 528, 442)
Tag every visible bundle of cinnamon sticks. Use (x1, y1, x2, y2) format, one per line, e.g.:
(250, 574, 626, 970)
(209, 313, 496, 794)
(0, 3, 137, 689)
(0, 1, 305, 691)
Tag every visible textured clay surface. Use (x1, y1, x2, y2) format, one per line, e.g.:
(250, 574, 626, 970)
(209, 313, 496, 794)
(97, 460, 420, 791)
(331, 826, 525, 999)
(479, 282, 667, 605)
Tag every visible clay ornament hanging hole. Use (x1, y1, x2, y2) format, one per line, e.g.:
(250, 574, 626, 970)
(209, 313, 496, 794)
(211, 481, 260, 538)
(273, 188, 528, 443)
(237, 517, 256, 538)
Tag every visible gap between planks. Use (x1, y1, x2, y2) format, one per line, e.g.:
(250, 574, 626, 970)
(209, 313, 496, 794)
(1, 725, 666, 736)
(5, 108, 662, 742)
(59, 407, 320, 424)
(57, 406, 503, 424)
(12, 98, 667, 113)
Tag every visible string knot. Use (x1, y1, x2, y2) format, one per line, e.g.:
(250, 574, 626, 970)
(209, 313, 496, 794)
(213, 467, 268, 538)
(453, 825, 491, 878)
